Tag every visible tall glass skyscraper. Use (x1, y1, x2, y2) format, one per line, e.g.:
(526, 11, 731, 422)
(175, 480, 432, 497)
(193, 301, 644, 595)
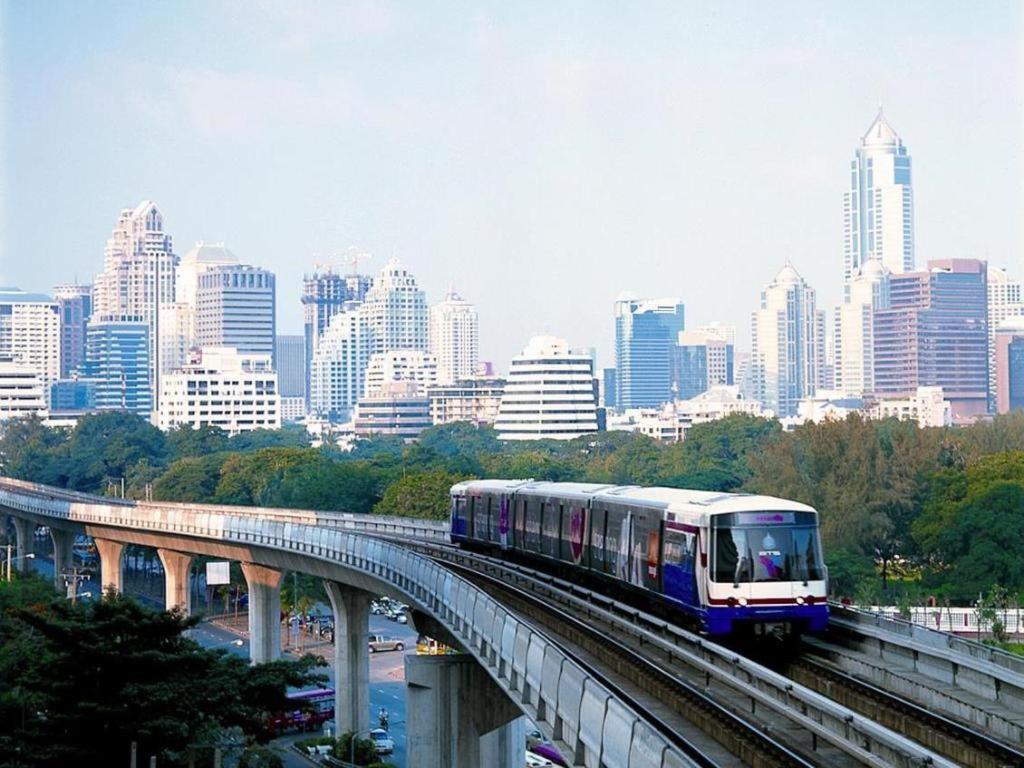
(614, 298, 685, 408)
(195, 264, 276, 363)
(874, 259, 988, 422)
(843, 109, 914, 293)
(83, 316, 152, 415)
(54, 284, 92, 378)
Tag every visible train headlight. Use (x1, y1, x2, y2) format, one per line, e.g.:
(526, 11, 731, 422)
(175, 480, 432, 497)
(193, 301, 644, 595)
(795, 596, 806, 605)
(738, 597, 748, 607)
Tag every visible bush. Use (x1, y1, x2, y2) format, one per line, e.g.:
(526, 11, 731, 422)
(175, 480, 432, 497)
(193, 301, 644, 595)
(239, 745, 284, 768)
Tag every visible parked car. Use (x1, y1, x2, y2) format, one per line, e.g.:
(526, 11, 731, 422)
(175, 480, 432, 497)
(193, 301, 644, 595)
(368, 634, 405, 653)
(369, 728, 394, 754)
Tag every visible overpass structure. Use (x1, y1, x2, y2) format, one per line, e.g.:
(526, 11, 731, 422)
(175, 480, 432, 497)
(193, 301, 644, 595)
(0, 477, 695, 768)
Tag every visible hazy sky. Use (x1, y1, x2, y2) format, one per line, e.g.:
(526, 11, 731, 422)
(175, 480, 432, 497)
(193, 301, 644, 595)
(2, 1, 1021, 368)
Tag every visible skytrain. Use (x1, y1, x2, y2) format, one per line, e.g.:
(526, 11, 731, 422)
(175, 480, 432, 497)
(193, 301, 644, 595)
(450, 480, 829, 637)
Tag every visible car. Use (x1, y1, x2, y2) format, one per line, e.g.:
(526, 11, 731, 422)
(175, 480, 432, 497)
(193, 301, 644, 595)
(395, 613, 408, 625)
(368, 728, 394, 754)
(368, 634, 405, 653)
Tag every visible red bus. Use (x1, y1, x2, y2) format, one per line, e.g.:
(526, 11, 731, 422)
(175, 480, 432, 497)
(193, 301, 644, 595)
(266, 688, 335, 733)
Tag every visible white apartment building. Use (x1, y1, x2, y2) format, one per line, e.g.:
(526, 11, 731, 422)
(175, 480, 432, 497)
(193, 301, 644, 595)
(158, 302, 191, 375)
(309, 303, 370, 422)
(607, 386, 764, 442)
(279, 396, 306, 423)
(428, 288, 479, 385)
(751, 263, 825, 417)
(987, 266, 1024, 410)
(158, 347, 280, 435)
(0, 357, 47, 420)
(0, 288, 61, 385)
(843, 109, 914, 290)
(869, 386, 951, 428)
(92, 201, 178, 400)
(427, 378, 505, 425)
(364, 350, 437, 397)
(835, 258, 890, 396)
(361, 258, 428, 354)
(495, 336, 599, 441)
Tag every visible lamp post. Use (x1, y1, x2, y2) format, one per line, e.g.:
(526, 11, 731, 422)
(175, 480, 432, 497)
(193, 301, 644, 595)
(5, 546, 35, 581)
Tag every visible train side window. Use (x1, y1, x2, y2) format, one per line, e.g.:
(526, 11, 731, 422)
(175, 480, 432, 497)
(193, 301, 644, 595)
(590, 508, 606, 571)
(485, 496, 493, 542)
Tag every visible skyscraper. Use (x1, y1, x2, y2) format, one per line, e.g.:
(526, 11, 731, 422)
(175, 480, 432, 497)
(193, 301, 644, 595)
(614, 297, 685, 408)
(843, 109, 914, 292)
(495, 336, 599, 440)
(751, 263, 824, 417)
(364, 350, 438, 396)
(873, 259, 988, 422)
(834, 259, 890, 396)
(176, 242, 239, 348)
(987, 266, 1024, 411)
(429, 288, 479, 386)
(994, 319, 1024, 414)
(92, 201, 177, 404)
(0, 288, 61, 386)
(53, 284, 92, 378)
(302, 266, 372, 404)
(195, 265, 276, 363)
(275, 335, 305, 399)
(673, 329, 735, 400)
(83, 316, 152, 415)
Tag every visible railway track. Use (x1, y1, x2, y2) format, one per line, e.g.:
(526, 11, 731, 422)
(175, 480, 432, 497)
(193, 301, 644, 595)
(444, 559, 815, 768)
(779, 651, 1024, 768)
(386, 537, 956, 767)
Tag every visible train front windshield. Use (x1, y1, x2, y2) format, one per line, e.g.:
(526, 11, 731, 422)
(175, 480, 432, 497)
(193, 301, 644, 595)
(711, 511, 823, 583)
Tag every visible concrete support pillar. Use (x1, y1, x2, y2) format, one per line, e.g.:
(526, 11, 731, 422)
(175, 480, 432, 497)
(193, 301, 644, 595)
(95, 538, 125, 594)
(241, 563, 282, 664)
(157, 549, 193, 614)
(405, 654, 524, 768)
(323, 581, 370, 737)
(12, 517, 33, 573)
(50, 528, 75, 590)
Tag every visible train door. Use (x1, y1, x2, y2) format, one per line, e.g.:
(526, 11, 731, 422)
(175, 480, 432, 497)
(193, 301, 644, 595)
(498, 495, 511, 550)
(662, 523, 699, 607)
(589, 506, 607, 574)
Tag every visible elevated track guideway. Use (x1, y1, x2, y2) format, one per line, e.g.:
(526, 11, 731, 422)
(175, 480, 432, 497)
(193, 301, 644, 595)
(3, 477, 1023, 767)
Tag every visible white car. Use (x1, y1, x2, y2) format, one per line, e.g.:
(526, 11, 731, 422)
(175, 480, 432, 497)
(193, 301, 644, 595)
(369, 728, 394, 754)
(526, 752, 556, 767)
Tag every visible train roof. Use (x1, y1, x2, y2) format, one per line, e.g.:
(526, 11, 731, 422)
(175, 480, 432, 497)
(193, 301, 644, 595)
(452, 479, 817, 516)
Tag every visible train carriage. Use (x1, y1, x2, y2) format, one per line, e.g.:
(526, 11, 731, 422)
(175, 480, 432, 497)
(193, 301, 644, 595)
(450, 480, 828, 637)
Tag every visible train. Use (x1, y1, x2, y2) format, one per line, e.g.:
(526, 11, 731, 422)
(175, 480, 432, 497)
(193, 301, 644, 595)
(450, 480, 829, 637)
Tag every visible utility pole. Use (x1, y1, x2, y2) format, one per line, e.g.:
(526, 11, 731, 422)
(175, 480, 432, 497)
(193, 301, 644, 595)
(63, 567, 90, 604)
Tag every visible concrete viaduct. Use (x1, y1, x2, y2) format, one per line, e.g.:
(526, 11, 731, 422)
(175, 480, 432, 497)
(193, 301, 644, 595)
(0, 477, 697, 768)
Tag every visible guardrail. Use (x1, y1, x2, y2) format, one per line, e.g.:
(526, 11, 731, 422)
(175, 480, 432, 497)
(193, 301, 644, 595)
(0, 477, 696, 768)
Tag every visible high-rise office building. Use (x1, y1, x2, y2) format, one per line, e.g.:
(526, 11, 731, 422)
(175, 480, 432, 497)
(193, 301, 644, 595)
(158, 302, 191, 375)
(429, 288, 479, 386)
(92, 201, 177, 403)
(751, 264, 825, 417)
(834, 259, 890, 396)
(602, 367, 617, 409)
(0, 288, 61, 386)
(427, 378, 506, 425)
(53, 284, 92, 378)
(874, 259, 988, 422)
(302, 267, 372, 404)
(495, 336, 599, 440)
(843, 110, 914, 292)
(614, 297, 685, 408)
(195, 264, 276, 363)
(673, 329, 735, 400)
(994, 319, 1024, 414)
(159, 347, 280, 435)
(275, 335, 305, 399)
(176, 242, 238, 342)
(987, 266, 1024, 411)
(83, 316, 152, 415)
(0, 357, 47, 420)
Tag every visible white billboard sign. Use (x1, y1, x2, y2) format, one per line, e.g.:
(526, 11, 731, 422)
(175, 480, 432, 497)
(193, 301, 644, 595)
(206, 561, 230, 586)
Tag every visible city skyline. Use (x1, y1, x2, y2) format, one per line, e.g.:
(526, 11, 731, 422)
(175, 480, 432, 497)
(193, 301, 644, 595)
(3, 3, 1020, 369)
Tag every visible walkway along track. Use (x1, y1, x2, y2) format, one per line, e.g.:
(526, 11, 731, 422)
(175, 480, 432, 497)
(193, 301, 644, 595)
(382, 536, 958, 768)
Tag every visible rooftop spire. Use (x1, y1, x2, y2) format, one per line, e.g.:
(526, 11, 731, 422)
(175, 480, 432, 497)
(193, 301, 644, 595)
(862, 106, 900, 147)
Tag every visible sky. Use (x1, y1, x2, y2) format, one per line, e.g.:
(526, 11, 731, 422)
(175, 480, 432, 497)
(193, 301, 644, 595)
(2, 1, 1022, 369)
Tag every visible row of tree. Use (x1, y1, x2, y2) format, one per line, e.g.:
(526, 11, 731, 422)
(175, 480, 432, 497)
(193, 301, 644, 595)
(3, 410, 1024, 604)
